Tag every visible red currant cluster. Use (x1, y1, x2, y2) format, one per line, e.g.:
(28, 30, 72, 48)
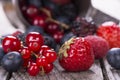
(1, 32, 57, 76)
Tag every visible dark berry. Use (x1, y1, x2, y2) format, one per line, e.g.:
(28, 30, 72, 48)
(60, 32, 76, 45)
(25, 26, 44, 35)
(106, 48, 120, 69)
(0, 46, 5, 64)
(28, 0, 42, 8)
(43, 34, 57, 50)
(1, 51, 23, 72)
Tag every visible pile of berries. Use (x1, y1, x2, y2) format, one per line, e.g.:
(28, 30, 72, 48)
(0, 32, 57, 76)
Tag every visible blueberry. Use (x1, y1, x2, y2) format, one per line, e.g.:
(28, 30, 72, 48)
(55, 16, 71, 25)
(43, 34, 57, 50)
(1, 51, 23, 72)
(0, 46, 5, 64)
(25, 26, 44, 35)
(27, 0, 42, 8)
(106, 48, 120, 69)
(60, 32, 76, 45)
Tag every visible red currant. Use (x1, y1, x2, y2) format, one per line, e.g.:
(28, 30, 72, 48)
(2, 36, 21, 53)
(28, 41, 41, 52)
(19, 47, 31, 59)
(43, 63, 53, 74)
(39, 45, 51, 54)
(36, 56, 48, 67)
(52, 31, 64, 43)
(27, 62, 40, 76)
(25, 5, 39, 19)
(32, 15, 47, 28)
(42, 50, 57, 63)
(45, 21, 60, 35)
(25, 32, 44, 46)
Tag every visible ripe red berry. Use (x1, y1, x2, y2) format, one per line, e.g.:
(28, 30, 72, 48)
(39, 45, 51, 54)
(19, 47, 31, 59)
(28, 41, 41, 52)
(2, 36, 21, 53)
(97, 21, 120, 48)
(36, 56, 48, 67)
(52, 31, 64, 43)
(32, 15, 47, 28)
(25, 32, 44, 46)
(43, 63, 53, 74)
(27, 62, 40, 76)
(42, 50, 57, 63)
(45, 21, 60, 35)
(58, 37, 94, 72)
(25, 5, 39, 19)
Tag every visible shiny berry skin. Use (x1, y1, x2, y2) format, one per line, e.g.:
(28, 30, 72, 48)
(43, 63, 53, 74)
(25, 32, 44, 46)
(1, 51, 23, 72)
(58, 37, 94, 72)
(19, 47, 31, 59)
(28, 41, 41, 52)
(97, 21, 120, 48)
(85, 35, 109, 59)
(106, 48, 120, 69)
(51, 0, 71, 5)
(36, 56, 48, 66)
(25, 5, 39, 19)
(0, 46, 5, 63)
(45, 21, 60, 35)
(32, 16, 47, 28)
(42, 50, 57, 63)
(52, 31, 64, 43)
(39, 45, 51, 54)
(27, 62, 40, 76)
(2, 36, 21, 53)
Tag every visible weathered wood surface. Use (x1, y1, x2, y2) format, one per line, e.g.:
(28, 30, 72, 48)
(102, 58, 120, 80)
(9, 60, 103, 80)
(0, 67, 8, 80)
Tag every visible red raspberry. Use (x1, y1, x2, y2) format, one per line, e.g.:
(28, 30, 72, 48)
(85, 35, 109, 59)
(97, 21, 120, 48)
(58, 37, 94, 72)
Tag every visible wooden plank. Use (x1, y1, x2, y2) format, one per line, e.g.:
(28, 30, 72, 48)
(10, 60, 103, 80)
(0, 67, 8, 80)
(102, 58, 120, 80)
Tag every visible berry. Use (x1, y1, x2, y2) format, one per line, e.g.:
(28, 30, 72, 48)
(39, 45, 51, 55)
(2, 36, 21, 53)
(27, 62, 40, 76)
(32, 15, 47, 28)
(36, 56, 48, 66)
(45, 21, 60, 35)
(25, 5, 39, 19)
(28, 0, 42, 8)
(28, 41, 41, 52)
(52, 31, 64, 43)
(43, 35, 57, 50)
(51, 0, 71, 5)
(43, 63, 53, 74)
(60, 32, 76, 45)
(97, 21, 120, 48)
(0, 46, 5, 64)
(42, 50, 57, 63)
(25, 26, 44, 35)
(19, 47, 31, 59)
(71, 17, 97, 36)
(85, 35, 109, 59)
(58, 37, 94, 72)
(106, 48, 120, 69)
(1, 51, 23, 72)
(25, 32, 44, 46)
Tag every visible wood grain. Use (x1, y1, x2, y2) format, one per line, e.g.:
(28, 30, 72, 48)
(10, 60, 103, 80)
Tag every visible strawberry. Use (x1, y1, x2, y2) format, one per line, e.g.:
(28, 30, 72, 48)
(97, 21, 120, 48)
(58, 37, 94, 72)
(85, 35, 109, 59)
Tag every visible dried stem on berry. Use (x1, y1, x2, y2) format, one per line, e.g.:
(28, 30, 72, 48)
(58, 37, 74, 58)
